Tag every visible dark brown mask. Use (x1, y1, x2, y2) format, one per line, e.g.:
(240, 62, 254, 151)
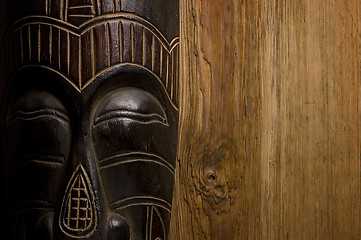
(0, 1, 179, 239)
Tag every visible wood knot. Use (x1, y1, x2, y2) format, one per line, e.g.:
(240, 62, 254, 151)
(197, 141, 239, 215)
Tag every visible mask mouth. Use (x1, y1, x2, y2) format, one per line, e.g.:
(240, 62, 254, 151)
(59, 164, 97, 238)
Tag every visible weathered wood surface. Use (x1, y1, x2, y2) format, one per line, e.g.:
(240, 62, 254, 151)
(170, 0, 260, 239)
(260, 1, 361, 239)
(170, 0, 361, 239)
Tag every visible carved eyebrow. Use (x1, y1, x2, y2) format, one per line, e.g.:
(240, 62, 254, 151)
(93, 109, 168, 127)
(98, 151, 174, 174)
(7, 109, 69, 125)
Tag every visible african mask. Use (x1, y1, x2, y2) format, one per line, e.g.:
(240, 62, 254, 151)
(0, 0, 179, 239)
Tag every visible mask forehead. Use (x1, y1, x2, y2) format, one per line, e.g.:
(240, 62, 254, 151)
(0, 0, 179, 108)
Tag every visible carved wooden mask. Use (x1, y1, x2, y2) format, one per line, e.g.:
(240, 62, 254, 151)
(0, 1, 179, 239)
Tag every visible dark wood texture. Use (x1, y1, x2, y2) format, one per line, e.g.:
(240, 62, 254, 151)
(170, 0, 361, 239)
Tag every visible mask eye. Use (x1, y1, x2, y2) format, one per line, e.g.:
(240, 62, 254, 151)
(93, 87, 168, 127)
(7, 108, 69, 126)
(4, 90, 71, 214)
(6, 90, 71, 170)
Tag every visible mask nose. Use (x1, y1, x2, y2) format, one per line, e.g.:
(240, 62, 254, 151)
(107, 212, 130, 240)
(57, 163, 129, 239)
(53, 130, 130, 240)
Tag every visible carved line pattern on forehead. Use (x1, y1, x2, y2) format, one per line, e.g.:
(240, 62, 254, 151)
(45, 0, 143, 27)
(0, 13, 180, 107)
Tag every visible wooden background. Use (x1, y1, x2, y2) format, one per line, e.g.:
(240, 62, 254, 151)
(169, 0, 361, 239)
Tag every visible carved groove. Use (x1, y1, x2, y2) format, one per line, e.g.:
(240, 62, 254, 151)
(112, 196, 171, 213)
(98, 151, 175, 174)
(7, 109, 69, 125)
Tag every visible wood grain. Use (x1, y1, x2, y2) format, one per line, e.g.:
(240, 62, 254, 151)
(260, 1, 361, 239)
(170, 0, 361, 239)
(170, 0, 261, 239)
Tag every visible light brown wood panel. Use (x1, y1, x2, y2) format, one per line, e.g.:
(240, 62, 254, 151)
(260, 1, 361, 239)
(170, 0, 361, 239)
